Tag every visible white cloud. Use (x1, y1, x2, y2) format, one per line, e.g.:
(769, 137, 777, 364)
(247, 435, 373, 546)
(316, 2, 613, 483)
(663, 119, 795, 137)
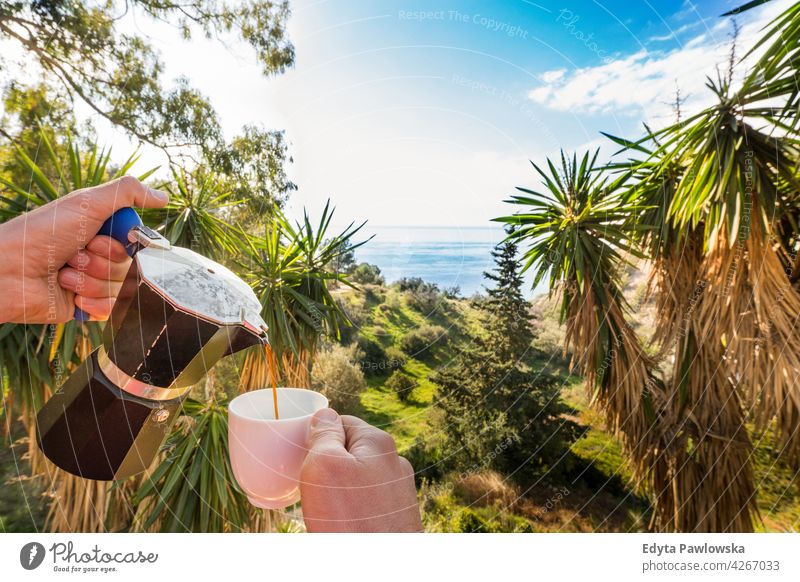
(528, 0, 793, 123)
(647, 22, 701, 43)
(540, 68, 566, 83)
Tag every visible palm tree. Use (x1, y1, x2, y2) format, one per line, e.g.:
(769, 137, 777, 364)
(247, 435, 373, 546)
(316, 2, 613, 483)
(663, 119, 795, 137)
(238, 201, 367, 390)
(143, 166, 243, 259)
(494, 151, 676, 523)
(498, 2, 800, 531)
(132, 398, 252, 532)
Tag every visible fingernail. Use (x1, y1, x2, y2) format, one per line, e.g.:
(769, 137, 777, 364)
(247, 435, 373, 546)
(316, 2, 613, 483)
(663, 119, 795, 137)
(311, 408, 338, 428)
(59, 270, 79, 288)
(149, 187, 169, 202)
(70, 250, 89, 268)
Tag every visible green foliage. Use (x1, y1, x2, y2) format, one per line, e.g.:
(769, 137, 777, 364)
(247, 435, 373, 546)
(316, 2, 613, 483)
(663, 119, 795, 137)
(143, 167, 242, 259)
(399, 324, 446, 359)
(0, 0, 293, 155)
(407, 287, 441, 314)
(403, 438, 445, 484)
(351, 262, 384, 285)
(432, 236, 578, 481)
(482, 235, 534, 362)
(311, 343, 367, 415)
(0, 83, 83, 185)
(630, 80, 798, 252)
(396, 277, 441, 313)
(356, 336, 387, 377)
(737, 1, 800, 125)
(495, 150, 644, 320)
(385, 369, 416, 402)
(240, 201, 368, 363)
(453, 508, 499, 533)
(494, 150, 648, 404)
(327, 239, 357, 275)
(213, 126, 296, 212)
(395, 277, 428, 291)
(0, 439, 47, 532)
(133, 399, 249, 532)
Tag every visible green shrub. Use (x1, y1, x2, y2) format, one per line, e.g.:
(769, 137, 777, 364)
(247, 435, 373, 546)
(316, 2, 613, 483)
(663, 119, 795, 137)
(453, 509, 498, 533)
(356, 337, 406, 376)
(442, 286, 461, 298)
(364, 286, 385, 303)
(311, 343, 366, 415)
(357, 336, 387, 377)
(395, 277, 442, 313)
(384, 346, 407, 370)
(351, 262, 384, 285)
(399, 324, 446, 358)
(403, 438, 444, 485)
(385, 369, 416, 402)
(407, 287, 441, 313)
(334, 296, 366, 346)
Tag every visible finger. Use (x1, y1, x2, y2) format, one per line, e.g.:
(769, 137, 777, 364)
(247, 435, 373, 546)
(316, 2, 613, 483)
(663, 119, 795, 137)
(67, 249, 130, 281)
(58, 268, 123, 298)
(340, 415, 398, 459)
(307, 408, 348, 455)
(74, 296, 115, 321)
(85, 235, 130, 262)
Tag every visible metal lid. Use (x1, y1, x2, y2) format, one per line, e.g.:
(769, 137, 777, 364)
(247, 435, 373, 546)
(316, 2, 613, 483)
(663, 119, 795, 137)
(134, 244, 267, 335)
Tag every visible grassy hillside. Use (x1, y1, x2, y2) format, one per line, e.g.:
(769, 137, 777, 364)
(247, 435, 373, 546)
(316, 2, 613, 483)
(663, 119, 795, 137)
(335, 283, 651, 532)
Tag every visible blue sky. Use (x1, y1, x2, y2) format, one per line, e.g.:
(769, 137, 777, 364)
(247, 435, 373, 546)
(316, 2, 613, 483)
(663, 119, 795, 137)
(97, 0, 793, 229)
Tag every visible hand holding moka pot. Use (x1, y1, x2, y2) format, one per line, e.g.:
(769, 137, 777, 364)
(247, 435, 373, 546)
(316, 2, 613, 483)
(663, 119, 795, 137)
(37, 208, 269, 481)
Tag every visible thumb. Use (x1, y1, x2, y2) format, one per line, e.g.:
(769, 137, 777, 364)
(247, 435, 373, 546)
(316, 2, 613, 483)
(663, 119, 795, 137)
(70, 175, 169, 223)
(307, 408, 347, 454)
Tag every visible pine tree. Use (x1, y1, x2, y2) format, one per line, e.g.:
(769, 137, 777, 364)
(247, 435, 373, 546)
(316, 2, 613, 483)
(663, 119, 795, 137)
(481, 232, 534, 363)
(432, 234, 578, 482)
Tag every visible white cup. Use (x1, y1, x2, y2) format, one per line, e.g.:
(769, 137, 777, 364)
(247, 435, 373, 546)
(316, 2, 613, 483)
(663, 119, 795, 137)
(228, 388, 328, 509)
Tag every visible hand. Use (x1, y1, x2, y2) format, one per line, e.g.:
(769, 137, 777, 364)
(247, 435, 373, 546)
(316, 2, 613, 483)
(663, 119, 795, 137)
(300, 409, 423, 533)
(0, 176, 168, 323)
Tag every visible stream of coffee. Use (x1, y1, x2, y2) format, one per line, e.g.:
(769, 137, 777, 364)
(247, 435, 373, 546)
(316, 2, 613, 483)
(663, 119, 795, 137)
(260, 344, 280, 420)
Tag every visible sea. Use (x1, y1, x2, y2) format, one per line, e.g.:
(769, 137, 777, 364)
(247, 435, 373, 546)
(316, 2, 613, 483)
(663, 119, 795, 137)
(354, 225, 541, 297)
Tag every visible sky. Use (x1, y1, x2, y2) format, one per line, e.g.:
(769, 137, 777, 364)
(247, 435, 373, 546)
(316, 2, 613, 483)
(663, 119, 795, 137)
(24, 0, 798, 230)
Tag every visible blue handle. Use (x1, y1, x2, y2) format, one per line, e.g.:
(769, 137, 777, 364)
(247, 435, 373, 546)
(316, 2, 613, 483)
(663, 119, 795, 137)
(74, 208, 142, 322)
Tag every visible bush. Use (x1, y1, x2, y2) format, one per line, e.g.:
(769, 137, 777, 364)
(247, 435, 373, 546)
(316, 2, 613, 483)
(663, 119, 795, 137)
(384, 346, 407, 370)
(357, 338, 405, 376)
(403, 438, 444, 485)
(452, 471, 519, 509)
(407, 286, 441, 314)
(351, 262, 384, 285)
(385, 370, 416, 402)
(396, 277, 424, 291)
(334, 296, 366, 346)
(357, 336, 386, 376)
(453, 509, 498, 533)
(399, 324, 446, 359)
(396, 277, 442, 313)
(311, 343, 366, 415)
(364, 286, 385, 303)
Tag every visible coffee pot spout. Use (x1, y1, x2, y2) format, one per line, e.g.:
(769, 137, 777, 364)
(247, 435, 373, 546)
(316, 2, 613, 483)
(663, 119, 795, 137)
(223, 309, 270, 357)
